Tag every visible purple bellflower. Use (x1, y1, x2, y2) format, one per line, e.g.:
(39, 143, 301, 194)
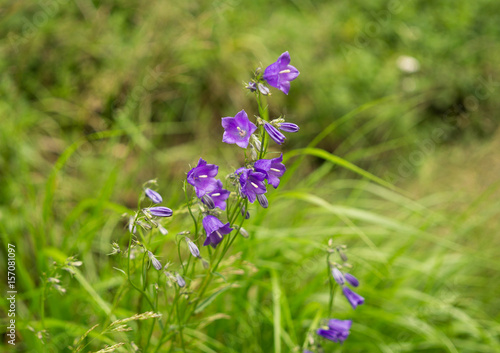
(264, 122, 286, 145)
(254, 153, 286, 188)
(202, 180, 230, 210)
(238, 168, 267, 203)
(202, 215, 233, 248)
(145, 188, 162, 204)
(316, 319, 352, 344)
(187, 158, 219, 198)
(278, 122, 299, 133)
(344, 273, 359, 287)
(147, 207, 173, 218)
(263, 51, 300, 95)
(222, 110, 258, 148)
(342, 287, 364, 309)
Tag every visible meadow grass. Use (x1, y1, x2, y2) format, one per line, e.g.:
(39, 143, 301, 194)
(1, 0, 500, 352)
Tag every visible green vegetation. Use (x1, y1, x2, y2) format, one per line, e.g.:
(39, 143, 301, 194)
(1, 0, 500, 352)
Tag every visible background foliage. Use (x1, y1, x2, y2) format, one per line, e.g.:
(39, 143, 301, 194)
(1, 0, 500, 352)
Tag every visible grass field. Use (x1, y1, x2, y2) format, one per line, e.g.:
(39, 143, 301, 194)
(1, 0, 500, 352)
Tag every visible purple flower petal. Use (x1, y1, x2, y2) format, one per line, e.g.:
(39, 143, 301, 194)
(263, 51, 300, 95)
(202, 215, 233, 248)
(342, 287, 364, 309)
(147, 207, 173, 217)
(264, 122, 286, 145)
(344, 273, 360, 287)
(222, 110, 257, 149)
(145, 188, 163, 204)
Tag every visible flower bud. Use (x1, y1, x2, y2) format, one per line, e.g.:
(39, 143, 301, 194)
(278, 122, 299, 133)
(148, 251, 162, 271)
(331, 267, 345, 285)
(202, 194, 215, 209)
(186, 238, 200, 258)
(344, 273, 359, 287)
(176, 273, 186, 287)
(147, 207, 173, 218)
(158, 225, 169, 235)
(239, 227, 249, 238)
(257, 194, 269, 208)
(258, 83, 270, 96)
(145, 188, 163, 204)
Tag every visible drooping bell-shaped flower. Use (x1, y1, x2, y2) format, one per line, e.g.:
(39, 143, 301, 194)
(264, 122, 286, 145)
(263, 51, 300, 95)
(238, 168, 267, 203)
(316, 319, 352, 344)
(202, 215, 233, 248)
(145, 188, 163, 204)
(222, 110, 258, 149)
(254, 153, 286, 188)
(187, 158, 219, 198)
(342, 287, 364, 309)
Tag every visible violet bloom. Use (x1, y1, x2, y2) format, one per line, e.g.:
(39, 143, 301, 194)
(254, 153, 286, 188)
(187, 158, 219, 198)
(263, 51, 300, 95)
(202, 215, 233, 248)
(222, 110, 258, 148)
(238, 168, 267, 203)
(147, 207, 173, 218)
(202, 180, 230, 210)
(342, 287, 364, 309)
(344, 273, 359, 287)
(316, 319, 352, 344)
(145, 188, 162, 204)
(264, 122, 286, 145)
(278, 122, 299, 133)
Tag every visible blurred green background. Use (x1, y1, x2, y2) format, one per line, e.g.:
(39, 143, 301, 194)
(1, 0, 500, 352)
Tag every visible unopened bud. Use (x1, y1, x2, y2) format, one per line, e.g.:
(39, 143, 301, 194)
(331, 267, 345, 285)
(239, 227, 249, 238)
(202, 194, 215, 209)
(257, 194, 268, 209)
(158, 225, 169, 235)
(257, 83, 270, 96)
(176, 273, 186, 287)
(186, 238, 200, 258)
(148, 251, 162, 271)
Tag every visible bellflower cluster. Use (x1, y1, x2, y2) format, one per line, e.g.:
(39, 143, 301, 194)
(309, 244, 365, 350)
(119, 52, 304, 352)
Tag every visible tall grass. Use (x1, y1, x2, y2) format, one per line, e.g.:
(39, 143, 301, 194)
(1, 0, 500, 352)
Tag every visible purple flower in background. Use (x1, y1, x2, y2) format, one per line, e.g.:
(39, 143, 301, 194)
(264, 122, 286, 145)
(342, 287, 364, 309)
(278, 122, 299, 133)
(254, 153, 286, 188)
(202, 215, 233, 248)
(238, 168, 267, 203)
(145, 188, 162, 204)
(202, 180, 230, 210)
(187, 158, 219, 198)
(344, 273, 359, 287)
(316, 319, 352, 344)
(222, 110, 258, 148)
(331, 268, 345, 285)
(263, 51, 300, 95)
(147, 207, 173, 218)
